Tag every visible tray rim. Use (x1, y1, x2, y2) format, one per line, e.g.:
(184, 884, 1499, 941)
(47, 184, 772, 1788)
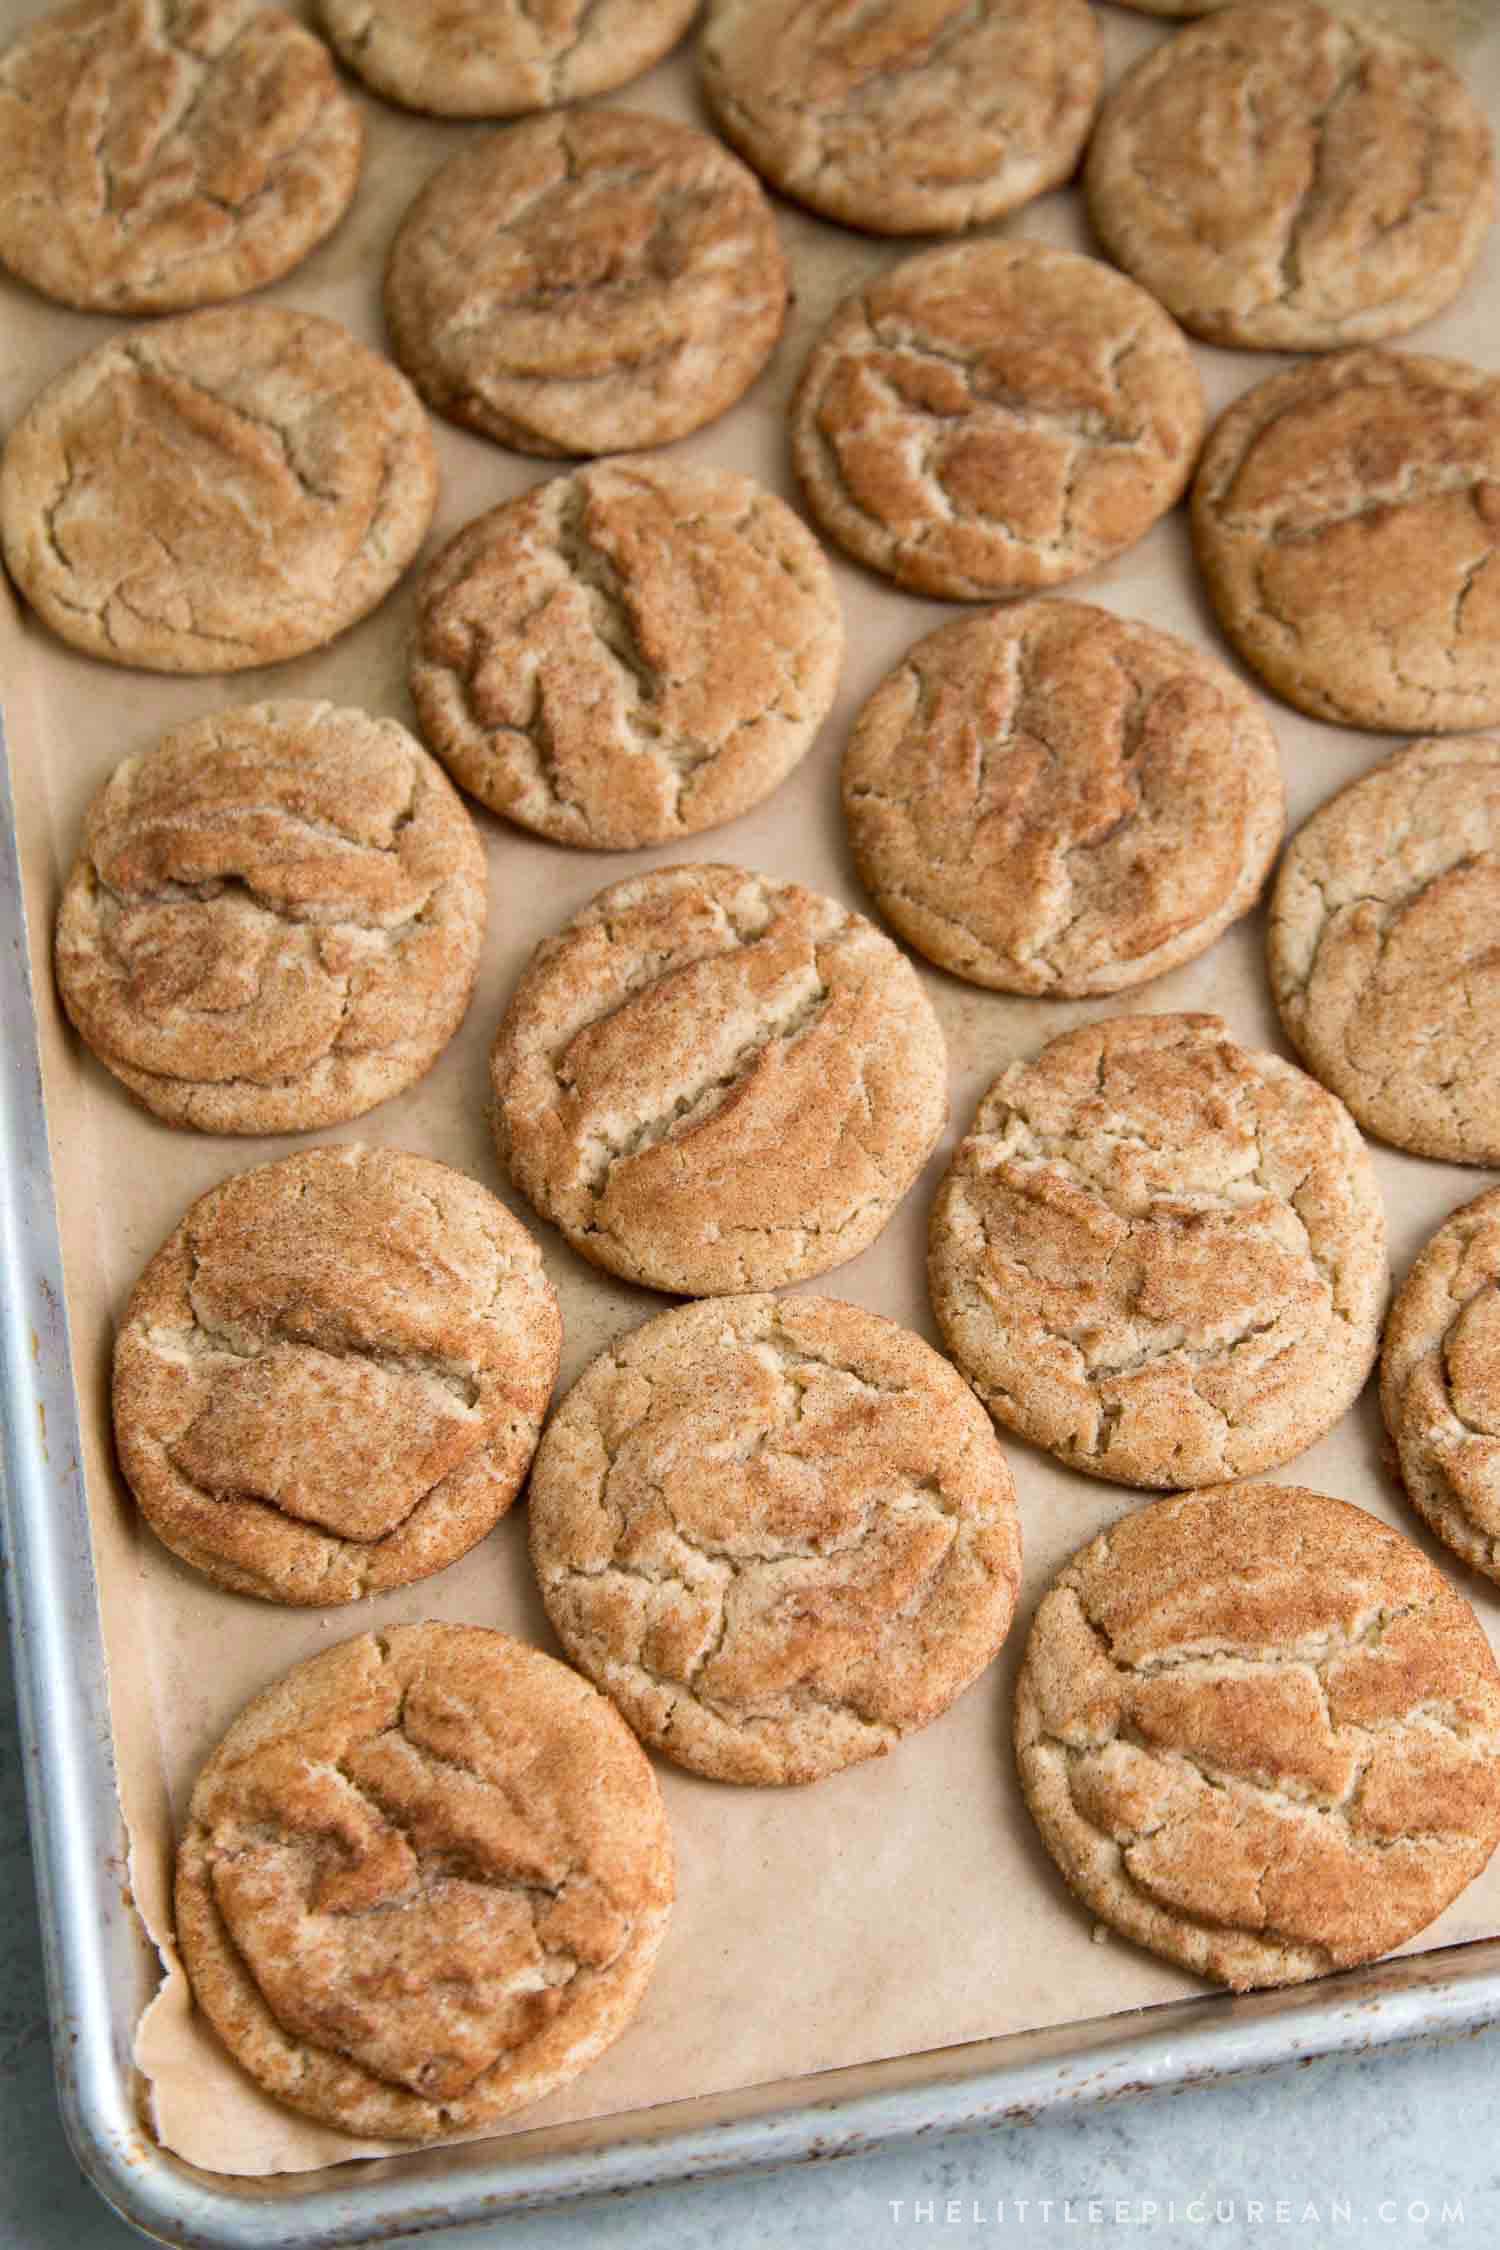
(7, 708, 1500, 2250)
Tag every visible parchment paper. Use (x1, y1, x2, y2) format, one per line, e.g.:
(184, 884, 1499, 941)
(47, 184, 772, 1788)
(3, 0, 1499, 2182)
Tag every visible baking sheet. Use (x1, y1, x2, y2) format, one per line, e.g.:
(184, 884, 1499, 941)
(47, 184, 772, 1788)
(3, 0, 1500, 2185)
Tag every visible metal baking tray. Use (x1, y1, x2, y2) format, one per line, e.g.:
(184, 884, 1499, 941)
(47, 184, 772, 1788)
(9, 2, 1500, 2239)
(8, 637, 1500, 2250)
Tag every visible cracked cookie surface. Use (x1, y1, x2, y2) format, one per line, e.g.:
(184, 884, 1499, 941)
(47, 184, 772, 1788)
(928, 1013, 1386, 1490)
(1382, 1186, 1500, 1585)
(842, 599, 1283, 996)
(490, 863, 948, 1296)
(790, 240, 1205, 601)
(699, 0, 1101, 237)
(1191, 349, 1500, 732)
(528, 1294, 1022, 1785)
(1268, 736, 1500, 1163)
(113, 1145, 562, 1603)
(321, 0, 696, 118)
(1085, 2, 1494, 352)
(383, 112, 788, 459)
(0, 0, 363, 313)
(174, 1622, 672, 2137)
(0, 305, 437, 672)
(409, 459, 842, 850)
(1015, 1484, 1500, 1990)
(56, 701, 486, 1134)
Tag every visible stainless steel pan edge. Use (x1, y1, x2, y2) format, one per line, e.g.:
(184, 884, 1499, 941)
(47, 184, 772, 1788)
(7, 707, 1500, 2250)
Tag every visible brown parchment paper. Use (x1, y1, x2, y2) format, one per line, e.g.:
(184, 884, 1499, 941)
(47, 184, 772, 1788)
(4, 0, 1500, 2182)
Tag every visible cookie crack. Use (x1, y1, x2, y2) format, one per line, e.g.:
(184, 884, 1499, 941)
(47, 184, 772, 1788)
(948, 1056, 1367, 1460)
(565, 1540, 912, 1747)
(122, 336, 342, 507)
(1030, 1734, 1343, 1974)
(570, 965, 833, 1201)
(1438, 1314, 1500, 1446)
(1230, 458, 1497, 545)
(759, 1310, 933, 1410)
(716, 0, 1029, 187)
(1451, 547, 1493, 644)
(89, 850, 440, 967)
(343, 1724, 578, 1907)
(90, 797, 431, 929)
(538, 0, 607, 103)
(966, 1190, 1304, 1457)
(866, 324, 1151, 452)
(1076, 1586, 1437, 1682)
(1272, 33, 1364, 309)
(154, 1231, 490, 1416)
(90, 0, 222, 218)
(435, 486, 821, 832)
(677, 1190, 899, 1270)
(547, 1331, 982, 1743)
(161, 1299, 484, 1408)
(551, 478, 665, 729)
(1279, 800, 1500, 1112)
(109, 575, 261, 656)
(1038, 1582, 1493, 1918)
(1048, 1703, 1483, 1859)
(203, 1735, 616, 2102)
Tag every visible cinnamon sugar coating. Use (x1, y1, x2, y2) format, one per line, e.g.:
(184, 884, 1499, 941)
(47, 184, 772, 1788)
(113, 1146, 561, 1603)
(1191, 350, 1500, 733)
(56, 702, 486, 1134)
(842, 600, 1283, 995)
(929, 1014, 1386, 1489)
(529, 1294, 1022, 1785)
(1086, 3, 1494, 351)
(1017, 1485, 1500, 1989)
(791, 240, 1204, 601)
(0, 307, 437, 672)
(1383, 1186, 1500, 1584)
(0, 0, 363, 313)
(700, 0, 1101, 237)
(491, 864, 948, 1296)
(175, 1624, 673, 2136)
(384, 113, 787, 458)
(322, 0, 696, 118)
(410, 460, 841, 849)
(1269, 735, 1500, 1162)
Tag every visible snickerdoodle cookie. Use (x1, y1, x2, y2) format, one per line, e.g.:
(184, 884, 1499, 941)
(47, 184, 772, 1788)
(321, 0, 696, 118)
(0, 0, 363, 313)
(1191, 350, 1500, 733)
(0, 307, 437, 673)
(113, 1146, 561, 1604)
(1269, 736, 1500, 1163)
(1016, 1484, 1500, 1990)
(790, 241, 1205, 601)
(699, 0, 1102, 237)
(491, 864, 948, 1296)
(1086, 3, 1494, 351)
(384, 113, 787, 458)
(175, 1623, 672, 2137)
(409, 459, 842, 849)
(928, 1014, 1386, 1489)
(1383, 1187, 1500, 1585)
(56, 702, 485, 1135)
(529, 1294, 1022, 1786)
(842, 600, 1283, 995)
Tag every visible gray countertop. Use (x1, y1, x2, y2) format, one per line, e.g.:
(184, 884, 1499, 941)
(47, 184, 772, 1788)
(2, 1614, 1496, 2250)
